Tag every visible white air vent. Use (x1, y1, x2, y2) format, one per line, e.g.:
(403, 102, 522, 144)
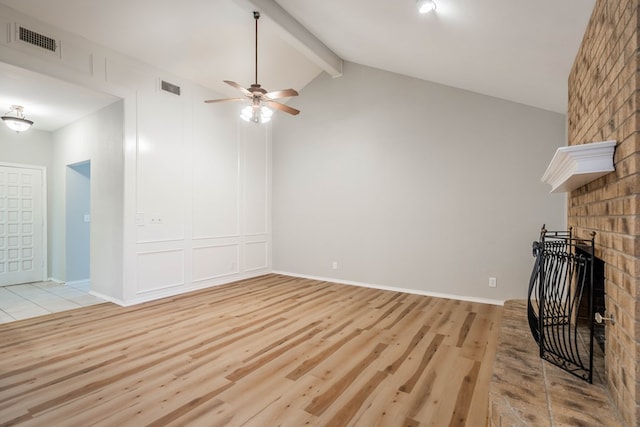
(161, 80, 181, 96)
(17, 25, 57, 53)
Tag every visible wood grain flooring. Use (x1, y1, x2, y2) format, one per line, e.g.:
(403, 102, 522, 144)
(0, 274, 502, 426)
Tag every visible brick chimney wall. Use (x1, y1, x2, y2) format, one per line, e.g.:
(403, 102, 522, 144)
(567, 0, 640, 424)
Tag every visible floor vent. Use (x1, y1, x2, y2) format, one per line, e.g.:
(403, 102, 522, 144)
(161, 80, 181, 96)
(18, 26, 57, 53)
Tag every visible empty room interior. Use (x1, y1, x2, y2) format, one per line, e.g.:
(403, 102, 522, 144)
(0, 0, 637, 425)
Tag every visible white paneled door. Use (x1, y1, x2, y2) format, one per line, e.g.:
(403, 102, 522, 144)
(0, 165, 45, 286)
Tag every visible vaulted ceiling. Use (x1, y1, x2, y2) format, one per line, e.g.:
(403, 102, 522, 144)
(0, 0, 595, 131)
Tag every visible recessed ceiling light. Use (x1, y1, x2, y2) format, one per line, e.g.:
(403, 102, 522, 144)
(417, 0, 436, 14)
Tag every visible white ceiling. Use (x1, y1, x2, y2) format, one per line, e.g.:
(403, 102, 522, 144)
(0, 0, 595, 132)
(278, 0, 596, 113)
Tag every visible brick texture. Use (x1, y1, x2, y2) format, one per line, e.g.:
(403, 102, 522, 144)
(568, 0, 640, 425)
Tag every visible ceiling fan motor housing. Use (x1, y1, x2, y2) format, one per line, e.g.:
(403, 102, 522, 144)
(249, 84, 266, 94)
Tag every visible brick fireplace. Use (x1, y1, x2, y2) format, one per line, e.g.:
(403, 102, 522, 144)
(567, 0, 640, 424)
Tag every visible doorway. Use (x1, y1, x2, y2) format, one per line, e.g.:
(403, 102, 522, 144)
(65, 161, 90, 285)
(0, 163, 46, 286)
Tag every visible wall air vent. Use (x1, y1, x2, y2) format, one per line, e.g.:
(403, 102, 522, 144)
(161, 80, 181, 96)
(18, 26, 57, 53)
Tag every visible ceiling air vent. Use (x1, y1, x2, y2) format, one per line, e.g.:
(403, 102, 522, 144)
(161, 80, 181, 96)
(18, 26, 57, 53)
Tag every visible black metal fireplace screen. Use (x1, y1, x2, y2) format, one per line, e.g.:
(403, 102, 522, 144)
(527, 225, 595, 383)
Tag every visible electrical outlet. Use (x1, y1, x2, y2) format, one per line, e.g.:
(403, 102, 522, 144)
(332, 261, 338, 270)
(489, 277, 497, 288)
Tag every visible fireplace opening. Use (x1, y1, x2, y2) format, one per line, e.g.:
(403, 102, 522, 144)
(527, 226, 597, 382)
(576, 245, 606, 353)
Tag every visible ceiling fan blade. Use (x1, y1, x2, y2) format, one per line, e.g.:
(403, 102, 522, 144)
(266, 101, 300, 116)
(264, 88, 299, 100)
(204, 98, 245, 103)
(224, 80, 252, 96)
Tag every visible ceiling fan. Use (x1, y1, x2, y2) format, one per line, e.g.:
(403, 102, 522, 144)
(204, 11, 300, 124)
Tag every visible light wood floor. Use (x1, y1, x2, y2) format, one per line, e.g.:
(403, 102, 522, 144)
(0, 274, 502, 426)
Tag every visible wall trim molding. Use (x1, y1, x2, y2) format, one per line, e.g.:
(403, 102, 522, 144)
(272, 271, 504, 306)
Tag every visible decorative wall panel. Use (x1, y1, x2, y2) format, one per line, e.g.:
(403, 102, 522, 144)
(192, 103, 240, 238)
(245, 240, 268, 271)
(136, 91, 186, 243)
(244, 124, 268, 235)
(136, 249, 184, 293)
(192, 244, 239, 282)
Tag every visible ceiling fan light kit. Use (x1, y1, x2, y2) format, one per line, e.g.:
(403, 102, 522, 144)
(204, 11, 300, 124)
(417, 0, 436, 14)
(241, 105, 273, 124)
(2, 105, 34, 133)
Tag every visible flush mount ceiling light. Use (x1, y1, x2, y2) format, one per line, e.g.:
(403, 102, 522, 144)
(2, 105, 33, 133)
(417, 0, 437, 14)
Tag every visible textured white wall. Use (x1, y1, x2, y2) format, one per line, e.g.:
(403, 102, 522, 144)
(272, 62, 567, 302)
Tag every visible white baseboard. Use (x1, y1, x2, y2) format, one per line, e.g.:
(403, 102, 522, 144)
(48, 277, 64, 284)
(272, 270, 504, 306)
(66, 279, 90, 287)
(89, 290, 126, 306)
(113, 270, 272, 307)
(89, 270, 504, 307)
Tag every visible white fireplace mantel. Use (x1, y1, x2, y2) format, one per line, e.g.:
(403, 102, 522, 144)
(541, 140, 617, 193)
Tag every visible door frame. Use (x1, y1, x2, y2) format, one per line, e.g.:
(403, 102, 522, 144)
(0, 161, 48, 284)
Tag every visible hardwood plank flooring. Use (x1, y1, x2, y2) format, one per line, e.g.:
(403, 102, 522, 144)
(0, 274, 502, 426)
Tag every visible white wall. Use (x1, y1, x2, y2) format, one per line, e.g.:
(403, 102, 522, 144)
(52, 101, 123, 298)
(0, 125, 52, 166)
(272, 62, 567, 302)
(130, 85, 271, 304)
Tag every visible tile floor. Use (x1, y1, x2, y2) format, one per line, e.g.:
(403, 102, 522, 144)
(0, 281, 106, 324)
